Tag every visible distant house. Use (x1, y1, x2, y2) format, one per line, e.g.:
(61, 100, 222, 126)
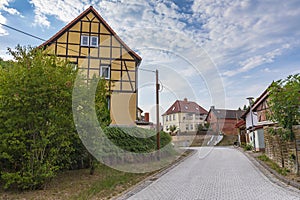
(205, 106, 245, 135)
(251, 89, 274, 127)
(162, 98, 208, 134)
(39, 6, 142, 126)
(238, 87, 276, 151)
(247, 87, 275, 151)
(240, 106, 265, 151)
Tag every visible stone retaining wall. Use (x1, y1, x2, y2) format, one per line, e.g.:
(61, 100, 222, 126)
(264, 125, 300, 173)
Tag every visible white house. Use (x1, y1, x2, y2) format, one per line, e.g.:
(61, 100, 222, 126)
(162, 98, 208, 134)
(241, 104, 265, 151)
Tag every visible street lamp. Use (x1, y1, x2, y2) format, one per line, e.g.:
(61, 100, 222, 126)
(247, 97, 255, 152)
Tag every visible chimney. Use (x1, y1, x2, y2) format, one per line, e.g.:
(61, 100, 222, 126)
(144, 112, 149, 122)
(210, 106, 215, 110)
(184, 98, 188, 102)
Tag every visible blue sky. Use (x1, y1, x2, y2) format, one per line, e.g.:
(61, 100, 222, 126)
(1, 0, 300, 121)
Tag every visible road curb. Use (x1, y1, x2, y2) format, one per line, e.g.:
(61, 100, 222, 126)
(114, 149, 197, 200)
(237, 147, 300, 191)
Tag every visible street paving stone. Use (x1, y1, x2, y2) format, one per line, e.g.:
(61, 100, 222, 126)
(126, 147, 300, 200)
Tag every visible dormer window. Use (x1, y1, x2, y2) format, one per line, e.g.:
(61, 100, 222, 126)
(172, 106, 175, 111)
(185, 106, 188, 110)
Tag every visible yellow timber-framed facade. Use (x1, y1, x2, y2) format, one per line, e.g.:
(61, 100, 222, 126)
(40, 6, 142, 126)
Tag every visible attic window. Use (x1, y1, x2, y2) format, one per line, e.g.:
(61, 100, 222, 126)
(81, 35, 89, 46)
(196, 107, 199, 111)
(172, 106, 175, 111)
(90, 36, 99, 47)
(81, 35, 99, 47)
(185, 106, 188, 110)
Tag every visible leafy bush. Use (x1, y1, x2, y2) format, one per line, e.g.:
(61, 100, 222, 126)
(0, 46, 79, 190)
(243, 144, 253, 151)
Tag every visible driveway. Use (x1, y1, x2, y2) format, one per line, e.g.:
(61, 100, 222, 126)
(124, 147, 300, 200)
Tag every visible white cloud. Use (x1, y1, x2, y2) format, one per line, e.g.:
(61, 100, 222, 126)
(29, 0, 90, 27)
(191, 0, 300, 76)
(0, 13, 7, 36)
(0, 0, 22, 35)
(20, 0, 300, 111)
(223, 44, 290, 76)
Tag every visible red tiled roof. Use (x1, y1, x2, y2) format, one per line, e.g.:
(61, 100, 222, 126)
(162, 99, 208, 116)
(39, 6, 142, 63)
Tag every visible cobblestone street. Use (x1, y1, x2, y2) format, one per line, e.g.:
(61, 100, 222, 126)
(125, 147, 300, 200)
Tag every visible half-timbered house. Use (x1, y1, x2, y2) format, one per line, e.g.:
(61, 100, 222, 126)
(39, 6, 142, 125)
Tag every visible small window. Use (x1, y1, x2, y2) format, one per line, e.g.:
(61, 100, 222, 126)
(90, 36, 98, 47)
(166, 116, 168, 121)
(81, 35, 89, 46)
(172, 106, 175, 111)
(186, 124, 189, 130)
(173, 114, 176, 120)
(100, 65, 110, 79)
(190, 124, 193, 130)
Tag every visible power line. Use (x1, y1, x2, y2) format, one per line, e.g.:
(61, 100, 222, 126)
(0, 22, 46, 42)
(0, 22, 88, 56)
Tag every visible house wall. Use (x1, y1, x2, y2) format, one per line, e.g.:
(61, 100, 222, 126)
(162, 112, 206, 134)
(245, 111, 258, 129)
(207, 113, 239, 135)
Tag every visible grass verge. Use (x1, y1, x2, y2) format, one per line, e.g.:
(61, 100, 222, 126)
(1, 151, 192, 200)
(257, 154, 290, 176)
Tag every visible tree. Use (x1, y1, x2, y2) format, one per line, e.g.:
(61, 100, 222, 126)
(0, 46, 78, 190)
(169, 125, 177, 135)
(243, 104, 249, 110)
(268, 73, 300, 174)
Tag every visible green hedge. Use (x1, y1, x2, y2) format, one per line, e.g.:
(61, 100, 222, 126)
(104, 127, 171, 153)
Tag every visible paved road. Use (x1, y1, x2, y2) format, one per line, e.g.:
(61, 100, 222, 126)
(125, 147, 300, 200)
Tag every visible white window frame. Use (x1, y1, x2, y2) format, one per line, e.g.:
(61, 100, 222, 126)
(100, 65, 110, 79)
(90, 36, 99, 47)
(81, 35, 89, 46)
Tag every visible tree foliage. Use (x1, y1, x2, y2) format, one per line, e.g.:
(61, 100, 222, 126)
(0, 46, 79, 189)
(268, 73, 300, 140)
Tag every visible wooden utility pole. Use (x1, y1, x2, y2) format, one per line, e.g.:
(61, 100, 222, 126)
(156, 69, 160, 151)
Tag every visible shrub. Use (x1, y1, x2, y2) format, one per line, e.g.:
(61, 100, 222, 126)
(243, 144, 253, 151)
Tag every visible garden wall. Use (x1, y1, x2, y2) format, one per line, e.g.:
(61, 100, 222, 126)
(264, 125, 300, 173)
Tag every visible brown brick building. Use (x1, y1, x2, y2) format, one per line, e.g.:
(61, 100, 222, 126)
(205, 106, 245, 135)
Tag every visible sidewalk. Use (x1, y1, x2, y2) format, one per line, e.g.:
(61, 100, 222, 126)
(238, 147, 300, 190)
